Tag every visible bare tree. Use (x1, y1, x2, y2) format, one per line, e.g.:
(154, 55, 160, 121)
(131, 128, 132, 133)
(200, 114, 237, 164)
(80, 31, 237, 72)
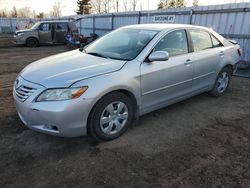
(10, 6, 18, 17)
(123, 0, 129, 11)
(36, 12, 45, 18)
(0, 10, 7, 17)
(131, 0, 139, 11)
(112, 0, 119, 12)
(91, 0, 102, 13)
(18, 7, 32, 18)
(50, 1, 62, 17)
(193, 0, 198, 7)
(102, 0, 111, 13)
(91, 0, 114, 13)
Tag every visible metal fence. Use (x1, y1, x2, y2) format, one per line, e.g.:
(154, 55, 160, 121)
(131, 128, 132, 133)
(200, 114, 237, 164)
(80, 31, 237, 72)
(0, 2, 250, 61)
(0, 16, 76, 33)
(75, 2, 250, 61)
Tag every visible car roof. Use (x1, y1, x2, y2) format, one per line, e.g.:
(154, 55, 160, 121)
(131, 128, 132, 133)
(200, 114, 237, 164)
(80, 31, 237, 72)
(37, 20, 73, 24)
(122, 24, 209, 31)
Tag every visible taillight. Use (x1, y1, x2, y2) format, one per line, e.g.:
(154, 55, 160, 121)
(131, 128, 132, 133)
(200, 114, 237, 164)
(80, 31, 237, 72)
(237, 48, 241, 56)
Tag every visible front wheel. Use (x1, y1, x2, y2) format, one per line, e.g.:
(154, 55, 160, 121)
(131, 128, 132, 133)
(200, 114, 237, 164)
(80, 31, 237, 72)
(210, 67, 232, 97)
(88, 92, 134, 141)
(26, 37, 38, 47)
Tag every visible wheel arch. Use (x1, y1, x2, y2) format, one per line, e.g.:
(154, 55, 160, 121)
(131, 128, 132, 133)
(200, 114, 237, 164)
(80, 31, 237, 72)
(224, 64, 233, 74)
(26, 37, 39, 46)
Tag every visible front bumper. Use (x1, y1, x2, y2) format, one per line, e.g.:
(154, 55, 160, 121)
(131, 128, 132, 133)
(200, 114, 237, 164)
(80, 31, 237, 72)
(13, 35, 26, 45)
(13, 76, 93, 137)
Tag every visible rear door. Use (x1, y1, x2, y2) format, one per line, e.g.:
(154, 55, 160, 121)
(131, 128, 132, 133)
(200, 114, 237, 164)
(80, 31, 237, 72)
(38, 23, 52, 43)
(188, 29, 224, 92)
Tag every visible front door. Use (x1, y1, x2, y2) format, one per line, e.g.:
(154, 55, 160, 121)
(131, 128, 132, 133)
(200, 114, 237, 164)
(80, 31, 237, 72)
(140, 29, 193, 113)
(38, 23, 52, 44)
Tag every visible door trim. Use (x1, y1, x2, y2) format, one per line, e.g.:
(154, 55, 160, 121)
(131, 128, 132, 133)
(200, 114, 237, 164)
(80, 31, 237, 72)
(142, 78, 192, 96)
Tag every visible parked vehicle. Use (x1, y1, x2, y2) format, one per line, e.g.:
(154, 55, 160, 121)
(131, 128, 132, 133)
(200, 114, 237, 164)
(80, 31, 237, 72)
(79, 33, 99, 47)
(13, 20, 79, 47)
(13, 24, 241, 141)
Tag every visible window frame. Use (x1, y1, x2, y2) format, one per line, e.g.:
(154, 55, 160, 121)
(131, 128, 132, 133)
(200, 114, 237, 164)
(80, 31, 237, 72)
(145, 29, 191, 62)
(56, 22, 68, 32)
(210, 33, 224, 48)
(39, 23, 51, 32)
(187, 28, 224, 53)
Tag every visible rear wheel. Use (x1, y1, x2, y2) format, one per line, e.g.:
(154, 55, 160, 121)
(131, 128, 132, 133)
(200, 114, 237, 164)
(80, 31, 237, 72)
(210, 67, 232, 97)
(88, 92, 134, 141)
(26, 37, 38, 47)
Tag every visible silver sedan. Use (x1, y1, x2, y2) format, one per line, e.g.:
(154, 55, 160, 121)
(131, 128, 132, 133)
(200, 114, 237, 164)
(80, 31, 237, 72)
(13, 24, 241, 141)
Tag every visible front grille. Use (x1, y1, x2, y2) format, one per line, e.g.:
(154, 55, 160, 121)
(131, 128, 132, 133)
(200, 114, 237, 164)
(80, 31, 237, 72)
(15, 85, 36, 102)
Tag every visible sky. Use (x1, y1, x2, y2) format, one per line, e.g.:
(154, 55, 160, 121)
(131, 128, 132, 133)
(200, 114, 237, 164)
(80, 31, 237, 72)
(0, 0, 249, 16)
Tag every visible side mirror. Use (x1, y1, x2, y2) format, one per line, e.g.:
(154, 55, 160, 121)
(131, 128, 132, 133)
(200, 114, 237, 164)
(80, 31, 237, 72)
(148, 51, 169, 62)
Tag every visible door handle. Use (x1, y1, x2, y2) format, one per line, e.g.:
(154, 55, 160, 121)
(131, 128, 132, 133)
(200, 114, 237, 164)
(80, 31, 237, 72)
(219, 51, 224, 56)
(184, 59, 192, 65)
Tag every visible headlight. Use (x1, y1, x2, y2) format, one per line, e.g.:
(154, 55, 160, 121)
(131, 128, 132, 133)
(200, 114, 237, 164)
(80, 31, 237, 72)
(17, 33, 24, 36)
(36, 87, 88, 102)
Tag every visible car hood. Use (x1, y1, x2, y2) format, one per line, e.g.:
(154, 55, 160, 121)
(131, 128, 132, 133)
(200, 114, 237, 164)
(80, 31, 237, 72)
(20, 50, 127, 88)
(15, 29, 33, 34)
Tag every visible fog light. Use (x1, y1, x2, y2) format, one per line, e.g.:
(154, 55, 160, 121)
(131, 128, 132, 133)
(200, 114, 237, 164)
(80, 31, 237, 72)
(44, 124, 58, 131)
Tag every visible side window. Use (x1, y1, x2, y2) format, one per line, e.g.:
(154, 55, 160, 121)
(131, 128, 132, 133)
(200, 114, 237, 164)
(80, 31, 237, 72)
(40, 23, 51, 31)
(56, 23, 68, 31)
(190, 30, 213, 52)
(154, 30, 188, 57)
(211, 35, 223, 48)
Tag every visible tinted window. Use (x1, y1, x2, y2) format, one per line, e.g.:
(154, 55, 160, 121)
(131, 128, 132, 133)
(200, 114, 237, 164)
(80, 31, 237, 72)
(56, 23, 68, 31)
(40, 23, 51, 31)
(211, 35, 223, 47)
(154, 30, 188, 57)
(190, 30, 213, 52)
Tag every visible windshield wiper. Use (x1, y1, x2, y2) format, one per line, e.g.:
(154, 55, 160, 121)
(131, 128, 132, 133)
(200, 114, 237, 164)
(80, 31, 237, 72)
(87, 52, 110, 59)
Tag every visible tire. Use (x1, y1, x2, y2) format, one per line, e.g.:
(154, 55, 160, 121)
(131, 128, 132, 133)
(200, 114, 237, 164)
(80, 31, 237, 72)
(88, 92, 134, 141)
(26, 37, 39, 47)
(210, 67, 232, 97)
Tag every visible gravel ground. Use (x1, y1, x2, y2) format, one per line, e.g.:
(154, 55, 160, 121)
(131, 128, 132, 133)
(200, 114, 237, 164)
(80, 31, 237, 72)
(0, 39, 250, 187)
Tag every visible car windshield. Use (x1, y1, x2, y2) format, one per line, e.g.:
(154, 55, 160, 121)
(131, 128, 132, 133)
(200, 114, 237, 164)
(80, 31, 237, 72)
(30, 22, 41, 29)
(85, 28, 158, 61)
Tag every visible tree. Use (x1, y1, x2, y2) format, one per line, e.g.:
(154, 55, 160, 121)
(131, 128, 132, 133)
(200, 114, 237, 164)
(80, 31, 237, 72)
(158, 1, 164, 9)
(193, 0, 198, 7)
(91, 0, 102, 13)
(36, 12, 45, 18)
(176, 0, 185, 8)
(18, 7, 32, 18)
(90, 0, 113, 13)
(103, 0, 111, 13)
(112, 0, 119, 12)
(11, 6, 18, 17)
(131, 0, 139, 11)
(50, 1, 62, 17)
(0, 10, 7, 17)
(157, 0, 186, 9)
(123, 0, 129, 11)
(76, 0, 92, 14)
